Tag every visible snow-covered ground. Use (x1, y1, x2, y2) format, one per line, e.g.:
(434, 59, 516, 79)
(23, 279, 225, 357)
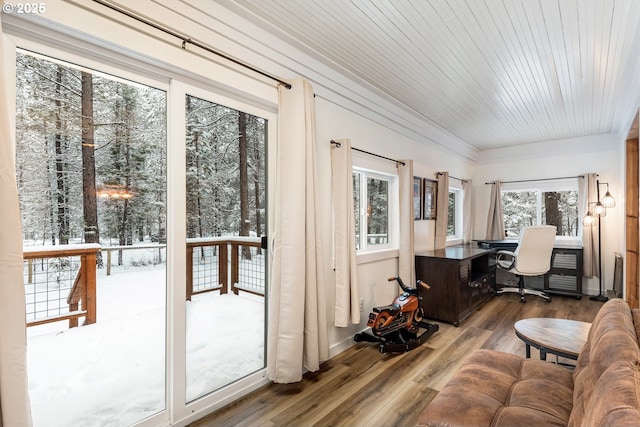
(27, 263, 265, 427)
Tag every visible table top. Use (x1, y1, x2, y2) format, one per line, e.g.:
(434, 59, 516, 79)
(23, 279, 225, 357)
(514, 318, 591, 358)
(415, 245, 494, 260)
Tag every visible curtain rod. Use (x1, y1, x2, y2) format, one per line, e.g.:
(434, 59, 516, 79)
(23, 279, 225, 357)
(437, 171, 467, 183)
(91, 0, 292, 89)
(485, 175, 584, 185)
(330, 140, 406, 166)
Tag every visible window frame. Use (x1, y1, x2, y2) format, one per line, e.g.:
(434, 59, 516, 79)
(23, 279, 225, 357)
(500, 178, 581, 243)
(352, 167, 398, 254)
(444, 179, 464, 245)
(447, 186, 463, 241)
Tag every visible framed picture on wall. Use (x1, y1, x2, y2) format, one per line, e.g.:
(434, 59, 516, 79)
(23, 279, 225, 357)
(413, 176, 422, 220)
(423, 178, 437, 220)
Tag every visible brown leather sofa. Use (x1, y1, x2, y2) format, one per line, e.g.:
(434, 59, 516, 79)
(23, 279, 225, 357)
(417, 298, 640, 427)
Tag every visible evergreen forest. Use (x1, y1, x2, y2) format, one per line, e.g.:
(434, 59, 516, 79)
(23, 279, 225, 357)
(16, 52, 266, 252)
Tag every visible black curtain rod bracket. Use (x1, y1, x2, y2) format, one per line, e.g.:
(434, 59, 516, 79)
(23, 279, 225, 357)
(330, 140, 406, 166)
(91, 0, 291, 90)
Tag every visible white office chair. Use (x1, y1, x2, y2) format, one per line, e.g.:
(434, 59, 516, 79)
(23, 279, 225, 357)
(496, 225, 556, 303)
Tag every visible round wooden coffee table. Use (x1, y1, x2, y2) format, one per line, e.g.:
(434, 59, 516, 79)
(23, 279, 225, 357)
(514, 318, 591, 361)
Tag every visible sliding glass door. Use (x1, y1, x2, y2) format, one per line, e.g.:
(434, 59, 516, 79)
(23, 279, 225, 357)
(14, 45, 272, 426)
(17, 51, 168, 426)
(182, 89, 268, 402)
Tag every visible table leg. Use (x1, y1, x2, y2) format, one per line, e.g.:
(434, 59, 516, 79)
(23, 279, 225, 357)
(540, 350, 547, 361)
(525, 344, 531, 358)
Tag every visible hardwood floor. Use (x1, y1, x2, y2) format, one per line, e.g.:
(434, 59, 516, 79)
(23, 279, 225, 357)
(189, 294, 605, 427)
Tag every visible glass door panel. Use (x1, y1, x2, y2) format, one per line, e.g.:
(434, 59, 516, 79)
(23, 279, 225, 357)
(184, 94, 267, 402)
(16, 51, 167, 426)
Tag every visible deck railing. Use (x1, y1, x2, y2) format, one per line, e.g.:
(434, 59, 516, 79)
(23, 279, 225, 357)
(186, 237, 264, 299)
(102, 244, 166, 275)
(23, 237, 265, 328)
(23, 244, 101, 328)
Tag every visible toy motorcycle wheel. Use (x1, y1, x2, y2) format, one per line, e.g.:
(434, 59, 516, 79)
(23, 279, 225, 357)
(372, 314, 389, 336)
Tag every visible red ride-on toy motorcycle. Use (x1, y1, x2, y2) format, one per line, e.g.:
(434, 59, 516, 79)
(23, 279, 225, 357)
(354, 276, 439, 353)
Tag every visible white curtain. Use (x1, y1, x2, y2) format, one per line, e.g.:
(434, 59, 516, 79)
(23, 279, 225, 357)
(486, 180, 505, 239)
(267, 78, 328, 383)
(581, 173, 599, 277)
(398, 160, 415, 285)
(331, 138, 359, 327)
(0, 21, 33, 427)
(462, 179, 473, 244)
(434, 172, 449, 249)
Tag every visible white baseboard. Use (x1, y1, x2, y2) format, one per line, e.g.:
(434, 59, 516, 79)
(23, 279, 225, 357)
(329, 327, 369, 359)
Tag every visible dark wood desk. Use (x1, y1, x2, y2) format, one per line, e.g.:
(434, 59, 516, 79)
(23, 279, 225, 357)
(415, 245, 496, 326)
(476, 240, 584, 298)
(514, 318, 591, 361)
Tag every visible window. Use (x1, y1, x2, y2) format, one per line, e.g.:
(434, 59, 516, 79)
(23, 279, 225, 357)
(353, 168, 398, 252)
(501, 179, 579, 238)
(447, 187, 463, 240)
(447, 187, 464, 241)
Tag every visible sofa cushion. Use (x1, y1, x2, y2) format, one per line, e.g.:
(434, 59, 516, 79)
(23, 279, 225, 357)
(633, 308, 640, 343)
(579, 360, 640, 427)
(570, 299, 640, 427)
(416, 349, 573, 427)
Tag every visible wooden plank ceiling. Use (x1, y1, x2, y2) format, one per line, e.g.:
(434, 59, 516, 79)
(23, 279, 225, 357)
(216, 0, 640, 151)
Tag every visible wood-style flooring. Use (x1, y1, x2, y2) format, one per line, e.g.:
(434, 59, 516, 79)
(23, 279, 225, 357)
(189, 294, 605, 427)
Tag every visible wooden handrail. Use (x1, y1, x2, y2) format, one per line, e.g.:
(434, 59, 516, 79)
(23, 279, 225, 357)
(186, 236, 261, 247)
(23, 244, 101, 259)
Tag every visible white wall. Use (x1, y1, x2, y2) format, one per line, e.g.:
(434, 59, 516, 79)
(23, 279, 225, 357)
(472, 134, 625, 296)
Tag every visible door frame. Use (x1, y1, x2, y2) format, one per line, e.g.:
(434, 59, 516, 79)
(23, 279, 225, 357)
(168, 80, 275, 425)
(625, 112, 639, 308)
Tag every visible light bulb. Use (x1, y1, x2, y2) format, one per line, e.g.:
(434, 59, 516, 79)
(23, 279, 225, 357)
(593, 202, 606, 217)
(583, 212, 595, 226)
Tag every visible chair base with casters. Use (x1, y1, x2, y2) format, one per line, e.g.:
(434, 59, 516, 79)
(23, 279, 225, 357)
(496, 275, 551, 303)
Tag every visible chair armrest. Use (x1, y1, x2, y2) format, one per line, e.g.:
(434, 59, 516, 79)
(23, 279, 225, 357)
(496, 250, 516, 270)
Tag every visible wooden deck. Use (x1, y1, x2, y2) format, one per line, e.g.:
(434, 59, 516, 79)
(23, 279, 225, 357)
(190, 294, 604, 427)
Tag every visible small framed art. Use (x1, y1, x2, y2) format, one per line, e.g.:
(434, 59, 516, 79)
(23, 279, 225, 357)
(423, 178, 437, 220)
(413, 176, 422, 220)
